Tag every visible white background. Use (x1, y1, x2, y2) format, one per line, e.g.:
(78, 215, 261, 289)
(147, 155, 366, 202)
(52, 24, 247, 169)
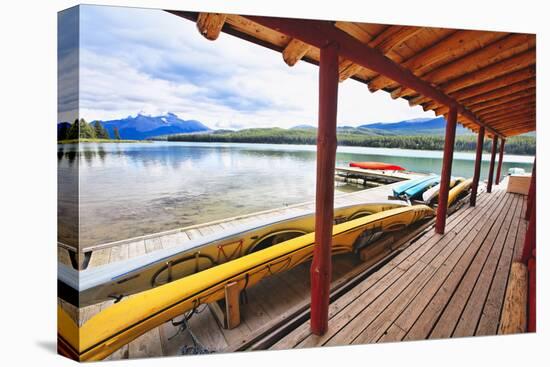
(0, 0, 547, 365)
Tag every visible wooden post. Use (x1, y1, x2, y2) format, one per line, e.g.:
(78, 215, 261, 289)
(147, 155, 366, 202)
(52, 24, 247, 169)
(521, 181, 536, 264)
(527, 257, 536, 332)
(499, 261, 528, 334)
(224, 282, 241, 329)
(486, 136, 498, 193)
(525, 159, 536, 219)
(470, 127, 485, 207)
(435, 106, 457, 234)
(496, 138, 506, 185)
(310, 41, 339, 336)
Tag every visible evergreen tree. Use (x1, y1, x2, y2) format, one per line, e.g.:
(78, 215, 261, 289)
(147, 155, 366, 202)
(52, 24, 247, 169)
(66, 118, 80, 140)
(92, 121, 110, 139)
(78, 118, 96, 139)
(113, 127, 121, 140)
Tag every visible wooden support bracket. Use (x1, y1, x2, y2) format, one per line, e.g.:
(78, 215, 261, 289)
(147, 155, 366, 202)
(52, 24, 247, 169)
(209, 281, 241, 329)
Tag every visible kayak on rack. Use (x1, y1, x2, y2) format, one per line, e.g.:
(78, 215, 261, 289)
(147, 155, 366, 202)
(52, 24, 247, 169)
(422, 177, 463, 203)
(58, 201, 409, 308)
(57, 204, 435, 362)
(349, 162, 406, 171)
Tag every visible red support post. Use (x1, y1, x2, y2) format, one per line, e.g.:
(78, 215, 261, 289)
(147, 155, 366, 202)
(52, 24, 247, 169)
(435, 107, 457, 234)
(522, 175, 536, 264)
(486, 136, 498, 193)
(525, 159, 536, 220)
(310, 41, 339, 336)
(527, 256, 536, 332)
(495, 138, 505, 185)
(470, 127, 485, 207)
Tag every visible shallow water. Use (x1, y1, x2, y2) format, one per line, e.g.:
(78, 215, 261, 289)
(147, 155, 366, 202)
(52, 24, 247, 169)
(57, 142, 534, 248)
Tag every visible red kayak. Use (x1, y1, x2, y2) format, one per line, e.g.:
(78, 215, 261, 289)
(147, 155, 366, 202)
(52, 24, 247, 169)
(349, 161, 406, 171)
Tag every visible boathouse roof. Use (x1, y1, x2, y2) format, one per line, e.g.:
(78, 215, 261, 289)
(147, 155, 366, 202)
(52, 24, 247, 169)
(168, 11, 536, 138)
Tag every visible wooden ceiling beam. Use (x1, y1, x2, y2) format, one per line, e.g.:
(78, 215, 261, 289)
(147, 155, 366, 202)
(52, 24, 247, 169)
(425, 77, 536, 110)
(473, 96, 535, 115)
(478, 104, 535, 120)
(469, 87, 536, 112)
(368, 30, 505, 92)
(394, 34, 535, 99)
(282, 38, 313, 66)
(460, 77, 535, 105)
(437, 49, 536, 95)
(409, 48, 536, 107)
(433, 87, 535, 115)
(487, 112, 535, 124)
(196, 13, 227, 40)
(499, 125, 536, 135)
(242, 15, 503, 137)
(448, 67, 536, 102)
(484, 112, 536, 125)
(339, 25, 422, 81)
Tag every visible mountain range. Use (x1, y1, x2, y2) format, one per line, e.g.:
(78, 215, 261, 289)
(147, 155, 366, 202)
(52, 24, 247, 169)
(290, 117, 470, 136)
(57, 115, 473, 140)
(358, 117, 470, 135)
(101, 113, 210, 140)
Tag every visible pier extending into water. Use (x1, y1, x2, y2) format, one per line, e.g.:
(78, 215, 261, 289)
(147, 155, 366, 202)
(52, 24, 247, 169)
(56, 174, 531, 360)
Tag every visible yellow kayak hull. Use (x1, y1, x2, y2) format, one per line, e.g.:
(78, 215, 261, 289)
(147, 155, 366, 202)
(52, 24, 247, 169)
(447, 178, 473, 207)
(59, 205, 434, 361)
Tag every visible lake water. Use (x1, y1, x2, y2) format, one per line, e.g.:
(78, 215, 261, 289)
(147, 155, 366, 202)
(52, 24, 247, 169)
(58, 142, 534, 248)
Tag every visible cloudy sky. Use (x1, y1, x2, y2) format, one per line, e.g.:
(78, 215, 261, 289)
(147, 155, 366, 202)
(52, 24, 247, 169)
(58, 5, 435, 129)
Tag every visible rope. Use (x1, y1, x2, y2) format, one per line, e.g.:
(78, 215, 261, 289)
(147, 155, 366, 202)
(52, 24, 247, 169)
(168, 304, 212, 355)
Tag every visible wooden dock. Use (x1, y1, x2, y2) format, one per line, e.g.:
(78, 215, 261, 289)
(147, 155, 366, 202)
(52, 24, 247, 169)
(57, 176, 527, 360)
(335, 166, 422, 186)
(265, 179, 527, 350)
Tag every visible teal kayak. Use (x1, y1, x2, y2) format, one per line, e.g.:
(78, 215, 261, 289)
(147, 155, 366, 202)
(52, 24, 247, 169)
(403, 176, 441, 200)
(393, 175, 436, 198)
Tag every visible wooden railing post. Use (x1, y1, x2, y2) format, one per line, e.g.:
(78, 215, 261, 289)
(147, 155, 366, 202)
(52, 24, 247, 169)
(486, 136, 498, 193)
(310, 41, 339, 336)
(525, 160, 536, 220)
(470, 127, 485, 207)
(435, 106, 457, 234)
(496, 138, 505, 185)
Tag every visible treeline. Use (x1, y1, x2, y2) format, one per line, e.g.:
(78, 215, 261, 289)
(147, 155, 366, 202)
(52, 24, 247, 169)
(164, 128, 536, 155)
(58, 118, 120, 141)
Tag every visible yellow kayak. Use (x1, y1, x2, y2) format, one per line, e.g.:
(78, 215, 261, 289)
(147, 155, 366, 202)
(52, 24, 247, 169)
(447, 178, 473, 207)
(58, 205, 434, 361)
(59, 201, 408, 307)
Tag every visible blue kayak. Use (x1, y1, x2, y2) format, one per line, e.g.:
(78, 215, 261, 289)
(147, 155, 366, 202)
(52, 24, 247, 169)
(393, 175, 437, 197)
(403, 176, 441, 200)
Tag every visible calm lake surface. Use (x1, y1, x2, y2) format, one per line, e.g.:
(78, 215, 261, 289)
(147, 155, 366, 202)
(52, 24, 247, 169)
(58, 142, 534, 247)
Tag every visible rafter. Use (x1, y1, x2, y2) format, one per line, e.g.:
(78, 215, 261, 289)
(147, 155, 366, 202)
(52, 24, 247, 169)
(196, 13, 227, 40)
(474, 96, 535, 115)
(409, 49, 536, 107)
(478, 104, 535, 120)
(424, 77, 536, 111)
(432, 87, 535, 116)
(338, 25, 422, 81)
(393, 34, 535, 99)
(469, 87, 536, 112)
(479, 110, 535, 126)
(484, 112, 536, 125)
(243, 15, 503, 137)
(368, 30, 504, 92)
(282, 38, 313, 66)
(499, 125, 536, 135)
(448, 67, 535, 102)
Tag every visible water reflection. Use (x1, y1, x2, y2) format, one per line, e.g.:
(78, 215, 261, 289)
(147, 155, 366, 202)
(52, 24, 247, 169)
(57, 142, 534, 248)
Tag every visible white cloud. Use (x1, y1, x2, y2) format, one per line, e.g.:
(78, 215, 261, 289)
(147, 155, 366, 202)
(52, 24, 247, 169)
(75, 5, 434, 128)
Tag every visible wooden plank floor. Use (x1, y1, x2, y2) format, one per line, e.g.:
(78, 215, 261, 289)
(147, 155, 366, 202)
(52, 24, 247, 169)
(57, 174, 497, 360)
(270, 180, 527, 350)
